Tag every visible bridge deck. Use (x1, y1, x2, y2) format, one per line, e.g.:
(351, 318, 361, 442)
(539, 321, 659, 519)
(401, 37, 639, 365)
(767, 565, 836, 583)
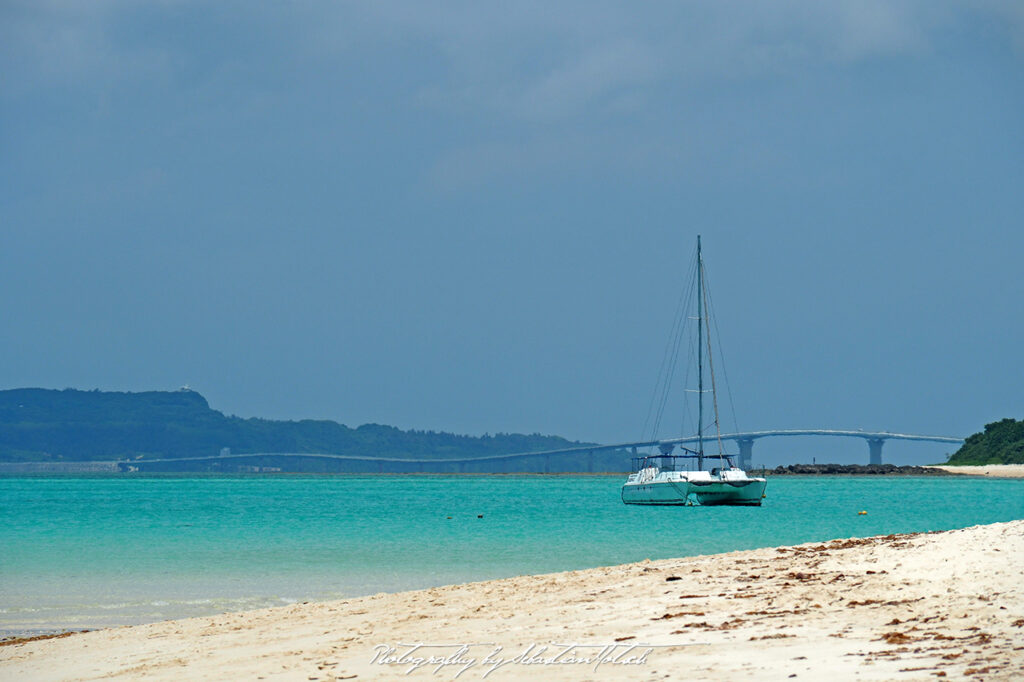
(120, 430, 963, 467)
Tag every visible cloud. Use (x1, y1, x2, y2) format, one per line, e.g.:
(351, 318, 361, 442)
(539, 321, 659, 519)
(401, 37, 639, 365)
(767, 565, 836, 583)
(347, 1, 1015, 122)
(0, 0, 178, 98)
(3, 0, 1021, 197)
(515, 41, 660, 120)
(978, 0, 1024, 52)
(828, 1, 931, 60)
(5, 1, 1018, 105)
(422, 134, 592, 193)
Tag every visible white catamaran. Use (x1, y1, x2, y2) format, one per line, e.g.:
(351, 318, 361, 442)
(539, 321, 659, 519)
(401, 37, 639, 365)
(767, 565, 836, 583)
(621, 236, 767, 506)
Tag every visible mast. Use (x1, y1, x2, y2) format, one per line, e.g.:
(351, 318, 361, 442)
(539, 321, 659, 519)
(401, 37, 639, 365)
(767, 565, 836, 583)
(697, 235, 704, 470)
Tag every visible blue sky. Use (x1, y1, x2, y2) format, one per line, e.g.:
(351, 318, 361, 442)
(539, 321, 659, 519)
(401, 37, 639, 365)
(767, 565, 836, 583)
(2, 1, 1022, 464)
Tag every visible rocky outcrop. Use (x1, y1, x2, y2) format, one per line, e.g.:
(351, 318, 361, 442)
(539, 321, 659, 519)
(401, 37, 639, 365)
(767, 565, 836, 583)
(765, 463, 956, 476)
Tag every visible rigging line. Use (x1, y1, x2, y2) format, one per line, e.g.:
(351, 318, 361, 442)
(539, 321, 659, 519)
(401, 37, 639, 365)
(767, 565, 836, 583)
(702, 263, 740, 435)
(647, 292, 681, 440)
(667, 253, 699, 438)
(644, 291, 682, 438)
(701, 263, 726, 461)
(641, 259, 692, 441)
(646, 252, 697, 439)
(651, 295, 687, 440)
(679, 320, 696, 439)
(648, 252, 698, 441)
(640, 336, 671, 441)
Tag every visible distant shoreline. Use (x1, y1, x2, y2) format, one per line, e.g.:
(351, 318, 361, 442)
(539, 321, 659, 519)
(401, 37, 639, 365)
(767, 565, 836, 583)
(1, 466, 1011, 477)
(924, 464, 1024, 478)
(760, 463, 960, 476)
(0, 467, 983, 477)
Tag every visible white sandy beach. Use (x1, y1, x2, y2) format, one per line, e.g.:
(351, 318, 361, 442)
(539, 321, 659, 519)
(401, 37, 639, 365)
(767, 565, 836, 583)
(926, 465, 1024, 478)
(3, 521, 1022, 681)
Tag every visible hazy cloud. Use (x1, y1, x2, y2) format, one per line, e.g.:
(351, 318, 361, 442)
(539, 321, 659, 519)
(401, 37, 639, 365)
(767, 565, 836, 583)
(1, 0, 1022, 447)
(6, 2, 1019, 101)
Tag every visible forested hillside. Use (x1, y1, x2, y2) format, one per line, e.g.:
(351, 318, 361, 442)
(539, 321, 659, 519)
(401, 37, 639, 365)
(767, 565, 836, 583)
(0, 388, 595, 463)
(946, 418, 1024, 465)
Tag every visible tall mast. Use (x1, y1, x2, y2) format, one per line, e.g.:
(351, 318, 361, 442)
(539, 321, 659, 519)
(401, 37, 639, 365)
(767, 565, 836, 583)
(697, 235, 704, 471)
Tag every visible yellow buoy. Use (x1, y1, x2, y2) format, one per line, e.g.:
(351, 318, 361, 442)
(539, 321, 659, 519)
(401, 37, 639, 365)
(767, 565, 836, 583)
(858, 510, 867, 515)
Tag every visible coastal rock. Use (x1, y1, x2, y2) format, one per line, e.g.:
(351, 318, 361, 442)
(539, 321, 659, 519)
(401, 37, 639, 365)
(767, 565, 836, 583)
(766, 463, 956, 476)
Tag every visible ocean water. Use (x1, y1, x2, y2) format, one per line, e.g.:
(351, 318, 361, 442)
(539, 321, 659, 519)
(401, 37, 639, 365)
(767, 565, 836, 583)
(2, 474, 1023, 635)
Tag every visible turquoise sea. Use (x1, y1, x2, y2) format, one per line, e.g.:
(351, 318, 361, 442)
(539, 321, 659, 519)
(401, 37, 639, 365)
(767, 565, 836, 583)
(2, 474, 1023, 635)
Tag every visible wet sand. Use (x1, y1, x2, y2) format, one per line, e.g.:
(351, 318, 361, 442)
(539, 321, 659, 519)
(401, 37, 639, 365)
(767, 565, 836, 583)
(2, 521, 1022, 681)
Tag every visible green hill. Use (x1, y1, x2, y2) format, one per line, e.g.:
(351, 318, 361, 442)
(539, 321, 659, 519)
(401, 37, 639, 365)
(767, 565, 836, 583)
(946, 418, 1024, 465)
(0, 388, 615, 471)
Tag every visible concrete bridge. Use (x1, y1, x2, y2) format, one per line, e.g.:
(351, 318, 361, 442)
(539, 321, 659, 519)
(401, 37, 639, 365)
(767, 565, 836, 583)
(505, 429, 964, 469)
(652, 430, 965, 468)
(119, 429, 964, 473)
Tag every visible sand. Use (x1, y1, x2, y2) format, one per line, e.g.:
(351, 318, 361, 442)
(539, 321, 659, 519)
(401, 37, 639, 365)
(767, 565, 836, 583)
(3, 521, 1023, 681)
(925, 465, 1024, 478)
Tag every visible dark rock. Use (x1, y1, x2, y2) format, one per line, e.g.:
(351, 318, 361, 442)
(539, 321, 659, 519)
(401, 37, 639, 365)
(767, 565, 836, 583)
(764, 463, 956, 476)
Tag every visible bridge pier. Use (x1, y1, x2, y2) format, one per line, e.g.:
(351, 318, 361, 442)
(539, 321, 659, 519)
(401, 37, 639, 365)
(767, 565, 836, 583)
(736, 438, 754, 470)
(586, 450, 594, 473)
(867, 438, 884, 465)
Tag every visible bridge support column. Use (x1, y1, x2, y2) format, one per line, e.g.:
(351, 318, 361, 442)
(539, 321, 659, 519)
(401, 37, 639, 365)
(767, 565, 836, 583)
(737, 438, 754, 470)
(544, 455, 551, 474)
(586, 450, 594, 473)
(867, 438, 884, 465)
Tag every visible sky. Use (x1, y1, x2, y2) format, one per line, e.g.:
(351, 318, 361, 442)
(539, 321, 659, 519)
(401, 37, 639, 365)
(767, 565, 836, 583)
(2, 1, 1022, 466)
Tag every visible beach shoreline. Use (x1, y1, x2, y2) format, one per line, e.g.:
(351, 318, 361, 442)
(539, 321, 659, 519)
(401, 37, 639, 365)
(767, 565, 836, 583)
(924, 464, 1024, 478)
(3, 521, 1022, 681)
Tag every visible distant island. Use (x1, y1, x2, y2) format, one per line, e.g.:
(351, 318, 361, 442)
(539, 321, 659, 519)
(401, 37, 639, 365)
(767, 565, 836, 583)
(945, 418, 1024, 465)
(3, 388, 1018, 474)
(0, 388, 624, 473)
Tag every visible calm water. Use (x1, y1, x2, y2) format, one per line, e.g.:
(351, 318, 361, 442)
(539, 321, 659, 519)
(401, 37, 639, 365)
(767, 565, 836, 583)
(2, 474, 1023, 634)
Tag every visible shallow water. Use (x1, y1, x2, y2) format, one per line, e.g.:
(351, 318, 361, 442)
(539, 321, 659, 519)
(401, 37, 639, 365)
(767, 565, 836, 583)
(2, 474, 1022, 633)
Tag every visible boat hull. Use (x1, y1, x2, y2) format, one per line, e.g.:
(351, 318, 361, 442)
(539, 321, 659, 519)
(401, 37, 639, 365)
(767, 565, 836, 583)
(688, 478, 766, 506)
(620, 480, 691, 505)
(621, 477, 767, 506)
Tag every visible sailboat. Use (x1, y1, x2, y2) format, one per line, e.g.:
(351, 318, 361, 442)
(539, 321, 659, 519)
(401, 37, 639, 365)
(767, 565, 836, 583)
(621, 236, 767, 506)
